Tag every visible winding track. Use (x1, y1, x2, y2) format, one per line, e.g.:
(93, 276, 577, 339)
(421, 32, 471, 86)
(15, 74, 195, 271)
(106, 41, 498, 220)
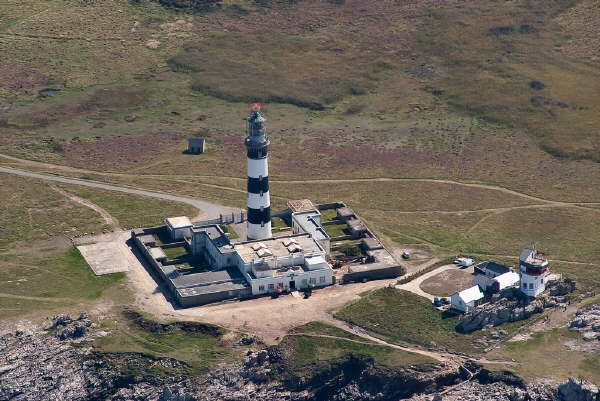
(0, 166, 240, 220)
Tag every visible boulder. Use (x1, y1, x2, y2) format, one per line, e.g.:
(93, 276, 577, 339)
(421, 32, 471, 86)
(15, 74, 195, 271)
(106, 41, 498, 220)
(557, 377, 600, 401)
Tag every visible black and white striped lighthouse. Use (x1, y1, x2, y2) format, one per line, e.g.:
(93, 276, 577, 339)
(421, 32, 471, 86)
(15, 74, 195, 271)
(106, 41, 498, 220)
(245, 104, 272, 240)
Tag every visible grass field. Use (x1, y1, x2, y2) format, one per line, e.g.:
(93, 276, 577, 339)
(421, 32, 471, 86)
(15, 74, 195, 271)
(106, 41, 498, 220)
(94, 309, 234, 376)
(0, 247, 126, 318)
(1, 0, 600, 380)
(60, 184, 197, 228)
(280, 324, 435, 379)
(335, 288, 531, 355)
(0, 172, 105, 252)
(491, 328, 600, 384)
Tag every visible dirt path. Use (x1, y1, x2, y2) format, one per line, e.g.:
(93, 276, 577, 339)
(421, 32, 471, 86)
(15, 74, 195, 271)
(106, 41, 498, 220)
(0, 292, 74, 303)
(396, 264, 460, 301)
(4, 153, 600, 209)
(0, 166, 240, 221)
(50, 186, 120, 229)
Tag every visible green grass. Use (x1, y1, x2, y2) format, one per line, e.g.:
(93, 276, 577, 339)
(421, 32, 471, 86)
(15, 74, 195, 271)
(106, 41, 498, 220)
(281, 333, 435, 379)
(320, 209, 338, 222)
(219, 224, 239, 239)
(95, 309, 232, 376)
(170, 31, 379, 109)
(62, 185, 197, 229)
(290, 321, 372, 342)
(324, 223, 348, 238)
(336, 288, 493, 354)
(271, 217, 289, 228)
(493, 328, 600, 383)
(0, 247, 125, 318)
(0, 173, 105, 252)
(163, 246, 188, 260)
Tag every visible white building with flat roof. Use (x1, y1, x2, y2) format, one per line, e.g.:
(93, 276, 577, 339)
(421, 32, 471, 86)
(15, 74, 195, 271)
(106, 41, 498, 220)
(190, 226, 333, 296)
(165, 216, 193, 240)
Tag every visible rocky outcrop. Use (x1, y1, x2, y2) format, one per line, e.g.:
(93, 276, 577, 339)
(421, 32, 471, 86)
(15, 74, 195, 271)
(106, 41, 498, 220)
(1, 313, 598, 401)
(457, 297, 546, 333)
(457, 278, 576, 333)
(50, 313, 92, 340)
(557, 378, 600, 401)
(570, 303, 600, 342)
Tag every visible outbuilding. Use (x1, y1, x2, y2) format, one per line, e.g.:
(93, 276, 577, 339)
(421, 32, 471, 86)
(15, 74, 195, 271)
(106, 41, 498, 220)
(451, 285, 484, 313)
(473, 261, 511, 291)
(188, 138, 206, 154)
(165, 216, 193, 240)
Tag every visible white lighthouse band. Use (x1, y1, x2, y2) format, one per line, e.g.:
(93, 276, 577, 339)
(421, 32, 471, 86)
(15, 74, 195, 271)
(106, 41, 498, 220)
(245, 105, 272, 240)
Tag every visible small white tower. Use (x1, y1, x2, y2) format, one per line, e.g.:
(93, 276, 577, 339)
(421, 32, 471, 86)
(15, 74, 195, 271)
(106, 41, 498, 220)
(245, 103, 272, 240)
(519, 247, 549, 297)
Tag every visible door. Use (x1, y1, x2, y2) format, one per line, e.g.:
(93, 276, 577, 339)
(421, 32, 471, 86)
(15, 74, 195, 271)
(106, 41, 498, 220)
(289, 280, 296, 290)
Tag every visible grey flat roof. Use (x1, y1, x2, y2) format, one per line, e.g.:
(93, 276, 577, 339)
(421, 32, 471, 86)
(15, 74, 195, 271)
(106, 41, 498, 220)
(293, 212, 329, 241)
(192, 225, 230, 248)
(362, 237, 382, 250)
(178, 281, 248, 297)
(348, 219, 367, 231)
(170, 267, 244, 289)
(475, 261, 510, 275)
(337, 206, 355, 217)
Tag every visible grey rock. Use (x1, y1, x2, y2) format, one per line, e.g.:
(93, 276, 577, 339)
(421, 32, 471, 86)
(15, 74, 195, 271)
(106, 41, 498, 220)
(557, 377, 600, 401)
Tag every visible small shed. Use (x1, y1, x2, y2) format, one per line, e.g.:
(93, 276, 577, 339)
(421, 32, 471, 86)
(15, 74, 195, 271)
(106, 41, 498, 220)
(188, 138, 206, 154)
(287, 199, 317, 213)
(336, 206, 356, 221)
(347, 218, 368, 237)
(165, 216, 193, 240)
(451, 285, 484, 313)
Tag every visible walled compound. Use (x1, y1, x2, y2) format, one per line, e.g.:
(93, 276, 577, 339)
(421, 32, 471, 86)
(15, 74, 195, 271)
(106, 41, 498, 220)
(130, 106, 402, 308)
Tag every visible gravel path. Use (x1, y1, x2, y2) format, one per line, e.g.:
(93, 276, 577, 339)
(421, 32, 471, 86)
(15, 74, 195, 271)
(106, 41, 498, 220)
(396, 264, 461, 301)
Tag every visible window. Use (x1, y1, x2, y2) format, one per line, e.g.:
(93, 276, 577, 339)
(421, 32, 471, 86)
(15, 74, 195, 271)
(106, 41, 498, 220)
(259, 285, 265, 292)
(277, 282, 284, 289)
(268, 283, 275, 290)
(319, 276, 326, 283)
(523, 283, 527, 289)
(309, 277, 316, 285)
(529, 283, 533, 289)
(302, 279, 308, 286)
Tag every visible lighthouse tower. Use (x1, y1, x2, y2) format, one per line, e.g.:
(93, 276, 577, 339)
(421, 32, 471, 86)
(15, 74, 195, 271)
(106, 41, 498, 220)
(519, 247, 549, 297)
(245, 104, 272, 240)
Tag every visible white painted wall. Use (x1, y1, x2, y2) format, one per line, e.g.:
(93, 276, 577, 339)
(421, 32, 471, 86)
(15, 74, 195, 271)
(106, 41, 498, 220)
(248, 192, 271, 209)
(247, 221, 272, 240)
(249, 268, 333, 295)
(247, 158, 269, 179)
(520, 272, 546, 297)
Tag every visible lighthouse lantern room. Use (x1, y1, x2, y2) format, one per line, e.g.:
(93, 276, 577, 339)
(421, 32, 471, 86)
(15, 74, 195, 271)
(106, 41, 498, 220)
(519, 247, 549, 297)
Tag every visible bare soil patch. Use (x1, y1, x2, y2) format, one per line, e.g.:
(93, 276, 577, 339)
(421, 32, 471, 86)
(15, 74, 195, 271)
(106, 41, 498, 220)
(420, 269, 475, 297)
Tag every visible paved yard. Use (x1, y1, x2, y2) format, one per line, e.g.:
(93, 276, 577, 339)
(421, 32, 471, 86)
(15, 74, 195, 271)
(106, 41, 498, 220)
(77, 242, 130, 275)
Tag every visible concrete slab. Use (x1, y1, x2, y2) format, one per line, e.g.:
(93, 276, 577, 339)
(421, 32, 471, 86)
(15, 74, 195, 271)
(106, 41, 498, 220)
(77, 242, 130, 275)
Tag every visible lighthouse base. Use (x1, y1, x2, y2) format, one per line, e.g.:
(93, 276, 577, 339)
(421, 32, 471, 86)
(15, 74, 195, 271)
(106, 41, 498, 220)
(247, 221, 272, 241)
